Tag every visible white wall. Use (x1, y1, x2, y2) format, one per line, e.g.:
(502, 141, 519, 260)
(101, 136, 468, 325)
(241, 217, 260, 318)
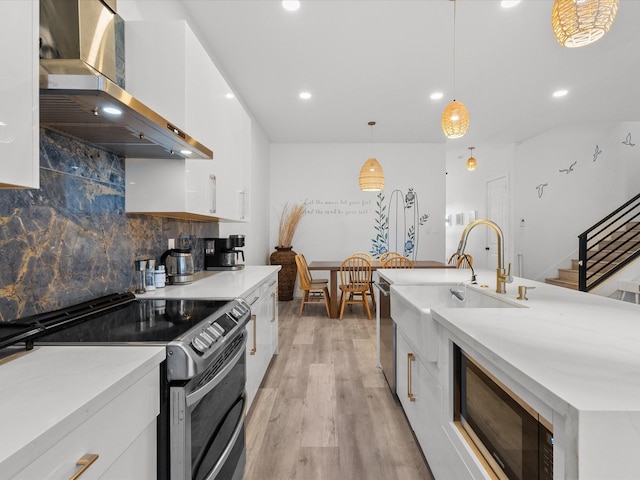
(514, 121, 640, 281)
(445, 143, 515, 271)
(269, 143, 446, 268)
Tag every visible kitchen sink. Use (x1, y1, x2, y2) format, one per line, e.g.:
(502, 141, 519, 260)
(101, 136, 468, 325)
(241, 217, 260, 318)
(427, 284, 522, 309)
(390, 284, 522, 363)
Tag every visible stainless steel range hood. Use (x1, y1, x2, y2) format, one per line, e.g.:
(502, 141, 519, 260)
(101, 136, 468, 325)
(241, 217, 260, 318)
(39, 0, 213, 160)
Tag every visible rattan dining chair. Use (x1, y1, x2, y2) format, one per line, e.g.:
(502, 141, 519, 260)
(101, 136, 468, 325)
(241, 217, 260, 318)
(381, 256, 414, 269)
(295, 254, 331, 317)
(351, 251, 373, 261)
(379, 251, 402, 263)
(350, 252, 376, 310)
(447, 252, 474, 269)
(339, 255, 373, 320)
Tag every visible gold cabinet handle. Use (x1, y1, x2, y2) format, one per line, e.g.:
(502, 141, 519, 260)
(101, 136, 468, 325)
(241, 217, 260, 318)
(70, 453, 99, 480)
(407, 353, 417, 402)
(250, 314, 257, 355)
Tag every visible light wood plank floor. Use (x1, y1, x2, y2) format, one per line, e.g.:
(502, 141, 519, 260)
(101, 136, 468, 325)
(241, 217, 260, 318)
(244, 300, 434, 480)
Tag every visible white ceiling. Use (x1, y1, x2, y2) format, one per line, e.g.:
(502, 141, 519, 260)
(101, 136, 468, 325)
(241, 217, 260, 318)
(181, 0, 640, 147)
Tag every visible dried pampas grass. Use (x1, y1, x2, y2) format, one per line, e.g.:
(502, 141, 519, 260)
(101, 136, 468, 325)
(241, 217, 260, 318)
(277, 203, 306, 248)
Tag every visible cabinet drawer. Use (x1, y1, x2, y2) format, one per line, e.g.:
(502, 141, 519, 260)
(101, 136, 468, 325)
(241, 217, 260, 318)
(13, 368, 159, 480)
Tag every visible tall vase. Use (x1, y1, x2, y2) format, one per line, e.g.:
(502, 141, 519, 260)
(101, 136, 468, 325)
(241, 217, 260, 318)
(270, 246, 297, 301)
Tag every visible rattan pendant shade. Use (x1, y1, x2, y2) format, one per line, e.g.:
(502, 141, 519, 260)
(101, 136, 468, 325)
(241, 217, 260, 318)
(442, 100, 470, 139)
(359, 158, 384, 191)
(466, 146, 477, 171)
(551, 0, 619, 48)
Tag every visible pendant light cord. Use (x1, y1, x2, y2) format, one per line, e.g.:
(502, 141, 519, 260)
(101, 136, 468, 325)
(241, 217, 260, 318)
(453, 0, 457, 99)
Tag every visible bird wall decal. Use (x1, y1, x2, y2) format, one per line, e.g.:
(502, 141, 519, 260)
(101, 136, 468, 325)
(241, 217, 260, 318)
(536, 183, 548, 198)
(622, 133, 635, 147)
(559, 161, 577, 174)
(593, 145, 602, 162)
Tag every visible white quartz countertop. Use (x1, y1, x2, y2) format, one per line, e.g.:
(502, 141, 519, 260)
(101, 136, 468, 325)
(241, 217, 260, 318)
(0, 346, 165, 477)
(390, 269, 640, 414)
(136, 265, 280, 300)
(379, 267, 475, 285)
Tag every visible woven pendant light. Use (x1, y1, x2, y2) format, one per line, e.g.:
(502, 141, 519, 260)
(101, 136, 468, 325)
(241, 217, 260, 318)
(466, 146, 477, 171)
(442, 100, 470, 139)
(551, 0, 619, 48)
(359, 121, 384, 191)
(359, 158, 384, 191)
(442, 0, 469, 139)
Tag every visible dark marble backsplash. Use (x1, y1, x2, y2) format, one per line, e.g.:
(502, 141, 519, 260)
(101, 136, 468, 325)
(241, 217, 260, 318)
(0, 129, 217, 321)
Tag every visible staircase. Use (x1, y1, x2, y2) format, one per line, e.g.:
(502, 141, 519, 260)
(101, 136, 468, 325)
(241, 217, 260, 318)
(545, 259, 579, 290)
(546, 222, 640, 290)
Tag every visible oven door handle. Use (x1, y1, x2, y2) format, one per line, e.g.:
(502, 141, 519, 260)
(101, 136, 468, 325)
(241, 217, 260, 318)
(186, 334, 247, 406)
(202, 411, 245, 480)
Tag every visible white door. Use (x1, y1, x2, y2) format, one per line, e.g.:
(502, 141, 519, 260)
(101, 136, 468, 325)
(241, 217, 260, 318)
(486, 177, 508, 270)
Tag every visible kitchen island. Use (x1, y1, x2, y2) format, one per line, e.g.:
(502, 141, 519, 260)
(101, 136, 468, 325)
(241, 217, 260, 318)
(380, 268, 640, 480)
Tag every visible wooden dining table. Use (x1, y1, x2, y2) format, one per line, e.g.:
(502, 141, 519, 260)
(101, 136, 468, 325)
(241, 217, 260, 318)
(307, 260, 450, 318)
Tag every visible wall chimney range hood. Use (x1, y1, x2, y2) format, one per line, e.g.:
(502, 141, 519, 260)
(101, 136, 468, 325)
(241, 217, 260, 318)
(39, 0, 213, 160)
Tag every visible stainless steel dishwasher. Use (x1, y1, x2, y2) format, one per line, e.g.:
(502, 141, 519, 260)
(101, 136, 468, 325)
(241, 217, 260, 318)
(376, 277, 396, 395)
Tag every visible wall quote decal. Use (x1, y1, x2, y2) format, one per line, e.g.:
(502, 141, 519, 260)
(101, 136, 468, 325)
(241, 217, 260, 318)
(303, 198, 372, 217)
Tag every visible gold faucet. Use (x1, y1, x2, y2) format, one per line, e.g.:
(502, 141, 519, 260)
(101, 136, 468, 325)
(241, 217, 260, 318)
(455, 219, 512, 294)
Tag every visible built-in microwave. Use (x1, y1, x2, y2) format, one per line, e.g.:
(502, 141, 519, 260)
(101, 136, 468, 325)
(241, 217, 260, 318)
(453, 344, 554, 480)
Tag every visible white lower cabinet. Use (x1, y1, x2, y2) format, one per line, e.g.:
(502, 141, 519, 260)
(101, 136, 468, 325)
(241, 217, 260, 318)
(245, 274, 278, 413)
(12, 367, 159, 480)
(396, 330, 444, 477)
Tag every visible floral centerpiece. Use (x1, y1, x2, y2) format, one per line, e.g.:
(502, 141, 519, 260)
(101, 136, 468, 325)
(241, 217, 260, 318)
(271, 203, 306, 300)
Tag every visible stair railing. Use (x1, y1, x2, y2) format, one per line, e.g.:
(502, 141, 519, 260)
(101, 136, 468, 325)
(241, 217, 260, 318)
(578, 193, 640, 291)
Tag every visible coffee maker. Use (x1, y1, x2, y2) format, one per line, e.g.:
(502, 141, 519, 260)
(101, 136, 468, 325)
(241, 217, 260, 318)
(204, 235, 245, 270)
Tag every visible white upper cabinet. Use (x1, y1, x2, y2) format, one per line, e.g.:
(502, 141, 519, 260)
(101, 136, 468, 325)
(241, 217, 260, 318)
(0, 0, 39, 189)
(124, 20, 250, 222)
(125, 157, 217, 221)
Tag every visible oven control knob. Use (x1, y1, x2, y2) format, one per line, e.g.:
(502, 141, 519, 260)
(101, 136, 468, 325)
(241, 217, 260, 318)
(211, 323, 225, 336)
(198, 332, 213, 347)
(191, 337, 208, 354)
(206, 325, 221, 339)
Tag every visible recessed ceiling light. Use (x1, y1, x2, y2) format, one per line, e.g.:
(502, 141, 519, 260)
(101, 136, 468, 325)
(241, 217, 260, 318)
(553, 89, 568, 98)
(501, 0, 521, 8)
(299, 92, 312, 100)
(430, 92, 444, 100)
(180, 149, 192, 155)
(102, 106, 122, 115)
(225, 93, 235, 99)
(282, 1, 300, 12)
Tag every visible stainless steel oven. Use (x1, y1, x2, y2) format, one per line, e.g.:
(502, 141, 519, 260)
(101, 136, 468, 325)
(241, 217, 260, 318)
(170, 327, 246, 480)
(0, 293, 251, 480)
